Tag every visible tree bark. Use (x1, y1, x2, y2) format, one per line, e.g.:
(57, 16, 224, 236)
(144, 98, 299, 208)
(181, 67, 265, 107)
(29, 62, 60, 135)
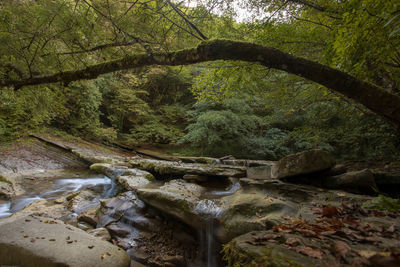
(2, 39, 400, 129)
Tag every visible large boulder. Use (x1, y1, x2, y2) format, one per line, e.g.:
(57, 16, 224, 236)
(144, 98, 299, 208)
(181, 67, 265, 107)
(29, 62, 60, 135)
(116, 169, 154, 191)
(218, 189, 298, 243)
(137, 180, 206, 228)
(90, 163, 154, 191)
(276, 149, 335, 179)
(130, 158, 246, 178)
(322, 169, 377, 194)
(0, 215, 130, 267)
(90, 163, 119, 177)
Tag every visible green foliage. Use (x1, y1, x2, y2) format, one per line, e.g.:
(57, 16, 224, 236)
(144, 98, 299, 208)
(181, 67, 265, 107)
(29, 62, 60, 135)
(1, 0, 400, 163)
(0, 85, 66, 140)
(327, 0, 400, 90)
(185, 60, 400, 160)
(100, 73, 150, 132)
(179, 98, 290, 159)
(129, 104, 188, 144)
(362, 195, 400, 212)
(57, 80, 102, 135)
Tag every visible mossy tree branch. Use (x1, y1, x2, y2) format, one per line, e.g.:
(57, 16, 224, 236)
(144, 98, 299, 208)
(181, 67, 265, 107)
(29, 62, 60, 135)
(2, 39, 400, 129)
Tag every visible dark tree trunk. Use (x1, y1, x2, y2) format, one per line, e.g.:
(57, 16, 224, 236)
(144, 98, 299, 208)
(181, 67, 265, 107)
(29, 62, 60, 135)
(2, 39, 400, 129)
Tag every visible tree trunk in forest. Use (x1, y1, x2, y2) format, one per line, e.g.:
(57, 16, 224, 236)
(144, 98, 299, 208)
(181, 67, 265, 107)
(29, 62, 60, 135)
(2, 39, 400, 129)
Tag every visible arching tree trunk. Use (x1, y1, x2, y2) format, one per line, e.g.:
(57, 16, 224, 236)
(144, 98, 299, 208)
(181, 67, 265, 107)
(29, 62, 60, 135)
(2, 39, 400, 129)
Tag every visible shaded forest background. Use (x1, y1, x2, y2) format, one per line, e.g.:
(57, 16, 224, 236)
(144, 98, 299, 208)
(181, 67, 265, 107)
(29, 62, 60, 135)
(1, 0, 400, 160)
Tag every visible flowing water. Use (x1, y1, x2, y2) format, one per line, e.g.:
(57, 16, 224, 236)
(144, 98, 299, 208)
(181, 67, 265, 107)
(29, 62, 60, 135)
(195, 182, 241, 267)
(0, 172, 240, 267)
(0, 175, 117, 219)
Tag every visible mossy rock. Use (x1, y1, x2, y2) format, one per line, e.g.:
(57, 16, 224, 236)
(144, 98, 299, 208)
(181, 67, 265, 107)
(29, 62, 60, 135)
(0, 176, 12, 185)
(223, 232, 323, 267)
(218, 190, 298, 243)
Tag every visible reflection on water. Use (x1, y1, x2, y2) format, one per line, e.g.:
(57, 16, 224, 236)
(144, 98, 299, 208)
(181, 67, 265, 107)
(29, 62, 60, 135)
(0, 176, 116, 219)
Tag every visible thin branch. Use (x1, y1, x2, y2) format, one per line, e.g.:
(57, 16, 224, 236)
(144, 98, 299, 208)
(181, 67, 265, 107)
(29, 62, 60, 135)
(164, 0, 208, 40)
(81, 0, 152, 53)
(293, 16, 333, 30)
(42, 40, 143, 57)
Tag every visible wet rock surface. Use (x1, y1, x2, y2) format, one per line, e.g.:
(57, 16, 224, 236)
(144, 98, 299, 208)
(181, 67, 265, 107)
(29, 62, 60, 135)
(2, 136, 400, 267)
(137, 180, 206, 228)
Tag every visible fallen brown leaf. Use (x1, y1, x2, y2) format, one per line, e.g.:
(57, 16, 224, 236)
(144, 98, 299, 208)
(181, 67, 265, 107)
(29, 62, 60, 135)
(343, 216, 359, 226)
(322, 205, 339, 218)
(294, 246, 323, 259)
(332, 241, 350, 259)
(285, 237, 301, 246)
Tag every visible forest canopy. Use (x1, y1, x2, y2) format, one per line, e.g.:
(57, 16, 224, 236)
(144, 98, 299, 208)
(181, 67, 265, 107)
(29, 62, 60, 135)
(1, 0, 400, 160)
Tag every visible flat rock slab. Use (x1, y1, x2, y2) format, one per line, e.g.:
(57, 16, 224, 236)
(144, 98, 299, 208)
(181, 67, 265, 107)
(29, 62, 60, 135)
(137, 180, 206, 228)
(130, 158, 246, 178)
(0, 215, 130, 267)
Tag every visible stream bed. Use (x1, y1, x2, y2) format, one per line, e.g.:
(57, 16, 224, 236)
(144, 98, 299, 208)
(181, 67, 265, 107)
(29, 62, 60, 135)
(0, 175, 117, 219)
(0, 172, 240, 267)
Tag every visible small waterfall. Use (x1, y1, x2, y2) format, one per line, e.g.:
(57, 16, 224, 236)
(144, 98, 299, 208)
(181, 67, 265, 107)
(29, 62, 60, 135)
(206, 182, 241, 197)
(0, 202, 11, 218)
(195, 200, 222, 267)
(10, 196, 43, 213)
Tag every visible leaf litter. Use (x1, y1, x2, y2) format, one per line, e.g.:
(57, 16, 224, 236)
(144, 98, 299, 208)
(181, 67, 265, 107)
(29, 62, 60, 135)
(247, 201, 400, 266)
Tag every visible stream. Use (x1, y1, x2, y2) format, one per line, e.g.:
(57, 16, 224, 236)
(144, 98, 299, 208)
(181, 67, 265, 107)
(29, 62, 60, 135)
(0, 175, 117, 219)
(0, 173, 240, 267)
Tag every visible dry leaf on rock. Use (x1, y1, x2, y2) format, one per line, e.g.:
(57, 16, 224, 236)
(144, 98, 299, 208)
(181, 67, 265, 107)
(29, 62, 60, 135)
(332, 241, 350, 259)
(294, 246, 323, 259)
(322, 205, 339, 218)
(285, 237, 301, 246)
